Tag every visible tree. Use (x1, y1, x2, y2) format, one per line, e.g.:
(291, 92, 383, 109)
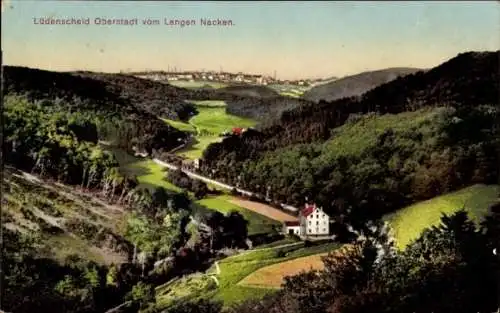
(125, 282, 155, 309)
(223, 211, 249, 248)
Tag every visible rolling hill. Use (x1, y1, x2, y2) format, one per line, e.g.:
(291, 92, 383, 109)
(201, 51, 500, 220)
(3, 66, 211, 120)
(2, 66, 213, 153)
(203, 51, 499, 162)
(385, 184, 500, 249)
(302, 67, 421, 102)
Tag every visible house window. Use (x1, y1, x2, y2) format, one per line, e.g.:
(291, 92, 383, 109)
(316, 221, 319, 225)
(309, 221, 311, 225)
(308, 229, 311, 233)
(316, 214, 319, 219)
(316, 227, 319, 232)
(323, 228, 326, 232)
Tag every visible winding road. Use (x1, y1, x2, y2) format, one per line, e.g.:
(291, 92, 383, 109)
(152, 158, 298, 214)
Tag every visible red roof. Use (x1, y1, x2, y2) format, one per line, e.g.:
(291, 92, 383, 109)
(301, 204, 316, 217)
(284, 221, 300, 226)
(232, 127, 243, 134)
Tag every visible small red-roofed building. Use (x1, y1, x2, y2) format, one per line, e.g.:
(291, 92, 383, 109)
(284, 220, 301, 235)
(233, 127, 246, 136)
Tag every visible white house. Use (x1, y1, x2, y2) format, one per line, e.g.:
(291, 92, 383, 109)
(284, 203, 330, 237)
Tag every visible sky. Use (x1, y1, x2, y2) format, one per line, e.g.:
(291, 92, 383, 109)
(2, 1, 499, 79)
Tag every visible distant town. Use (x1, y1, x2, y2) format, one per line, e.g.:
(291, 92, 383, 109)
(127, 69, 334, 86)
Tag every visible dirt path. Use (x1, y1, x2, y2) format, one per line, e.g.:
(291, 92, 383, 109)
(229, 198, 299, 222)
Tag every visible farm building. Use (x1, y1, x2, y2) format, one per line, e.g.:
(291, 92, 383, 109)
(284, 203, 330, 237)
(284, 221, 301, 235)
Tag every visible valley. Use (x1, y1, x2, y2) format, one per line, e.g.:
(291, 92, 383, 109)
(2, 49, 499, 313)
(163, 100, 256, 159)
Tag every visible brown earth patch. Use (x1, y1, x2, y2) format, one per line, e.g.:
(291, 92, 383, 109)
(238, 253, 328, 288)
(229, 197, 299, 222)
(238, 245, 352, 288)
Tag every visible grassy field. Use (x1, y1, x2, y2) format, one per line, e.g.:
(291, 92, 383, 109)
(190, 100, 227, 107)
(179, 136, 223, 160)
(163, 103, 256, 160)
(189, 106, 256, 135)
(280, 92, 301, 98)
(385, 184, 500, 249)
(239, 251, 332, 288)
(109, 146, 181, 192)
(212, 241, 340, 305)
(108, 146, 278, 236)
(196, 195, 280, 235)
(155, 273, 218, 309)
(154, 241, 341, 309)
(253, 237, 301, 249)
(167, 80, 228, 89)
(161, 118, 196, 133)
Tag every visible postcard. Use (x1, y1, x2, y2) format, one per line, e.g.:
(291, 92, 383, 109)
(1, 1, 499, 313)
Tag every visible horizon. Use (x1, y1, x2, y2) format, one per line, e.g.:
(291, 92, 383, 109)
(2, 1, 499, 80)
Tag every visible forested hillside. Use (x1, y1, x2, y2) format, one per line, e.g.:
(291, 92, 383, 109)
(2, 94, 254, 313)
(224, 96, 311, 125)
(203, 51, 498, 156)
(3, 66, 201, 154)
(201, 51, 500, 222)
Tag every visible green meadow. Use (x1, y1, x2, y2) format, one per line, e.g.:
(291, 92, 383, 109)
(385, 184, 500, 249)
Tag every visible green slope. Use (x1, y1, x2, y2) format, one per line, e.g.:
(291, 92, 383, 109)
(385, 184, 500, 249)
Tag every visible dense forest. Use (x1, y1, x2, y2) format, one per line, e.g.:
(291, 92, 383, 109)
(203, 51, 499, 155)
(201, 51, 500, 222)
(224, 95, 311, 126)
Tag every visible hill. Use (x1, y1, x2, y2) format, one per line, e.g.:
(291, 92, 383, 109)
(2, 166, 132, 265)
(73, 71, 212, 119)
(200, 53, 500, 221)
(2, 66, 214, 153)
(302, 67, 421, 102)
(4, 66, 211, 120)
(202, 51, 499, 159)
(224, 96, 311, 124)
(202, 107, 496, 216)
